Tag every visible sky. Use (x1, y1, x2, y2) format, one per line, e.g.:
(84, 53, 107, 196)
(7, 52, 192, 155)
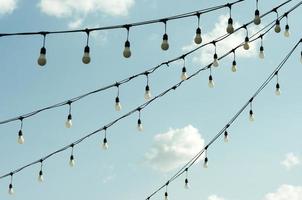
(0, 0, 301, 200)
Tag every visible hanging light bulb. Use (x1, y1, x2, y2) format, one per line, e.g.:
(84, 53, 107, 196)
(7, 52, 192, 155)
(224, 130, 229, 143)
(37, 33, 47, 66)
(161, 33, 169, 51)
(65, 102, 72, 128)
(274, 19, 281, 33)
(208, 73, 214, 88)
(213, 53, 219, 67)
(226, 17, 234, 34)
(144, 85, 151, 100)
(82, 45, 91, 64)
(231, 60, 237, 72)
(284, 24, 290, 37)
(203, 156, 208, 168)
(123, 40, 131, 58)
(184, 168, 190, 189)
(249, 110, 255, 122)
(102, 129, 109, 150)
(8, 174, 14, 195)
(115, 97, 122, 111)
(194, 27, 202, 44)
(243, 36, 250, 50)
(38, 170, 44, 182)
(259, 46, 265, 59)
(254, 9, 261, 25)
(69, 144, 75, 167)
(181, 58, 188, 80)
(164, 192, 168, 200)
(137, 118, 143, 132)
(17, 130, 25, 144)
(275, 72, 281, 96)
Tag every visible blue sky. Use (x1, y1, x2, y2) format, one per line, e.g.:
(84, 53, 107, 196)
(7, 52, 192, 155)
(0, 0, 301, 200)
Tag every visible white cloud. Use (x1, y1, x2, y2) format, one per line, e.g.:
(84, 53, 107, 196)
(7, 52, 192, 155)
(0, 0, 17, 15)
(144, 125, 205, 172)
(68, 18, 84, 29)
(38, 0, 134, 18)
(281, 153, 300, 170)
(208, 195, 225, 200)
(183, 15, 261, 65)
(264, 185, 302, 200)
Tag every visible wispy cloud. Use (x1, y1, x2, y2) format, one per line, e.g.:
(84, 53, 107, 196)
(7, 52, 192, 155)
(208, 195, 225, 200)
(264, 185, 302, 200)
(182, 15, 261, 65)
(0, 0, 17, 15)
(281, 153, 300, 170)
(144, 125, 205, 172)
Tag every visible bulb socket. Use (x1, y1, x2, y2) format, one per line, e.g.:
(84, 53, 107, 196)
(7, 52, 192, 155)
(196, 27, 201, 34)
(124, 40, 130, 47)
(255, 9, 260, 15)
(228, 17, 233, 24)
(275, 19, 280, 25)
(84, 45, 90, 53)
(209, 75, 213, 81)
(182, 67, 186, 73)
(40, 47, 46, 54)
(18, 130, 23, 136)
(245, 36, 249, 42)
(145, 85, 150, 91)
(103, 138, 107, 143)
(260, 46, 264, 51)
(214, 53, 218, 59)
(68, 114, 72, 120)
(232, 60, 236, 66)
(163, 33, 168, 40)
(205, 157, 208, 162)
(39, 170, 43, 176)
(276, 83, 280, 89)
(249, 109, 253, 115)
(185, 178, 188, 184)
(70, 155, 74, 160)
(9, 184, 13, 189)
(285, 24, 289, 30)
(165, 192, 168, 197)
(115, 97, 120, 103)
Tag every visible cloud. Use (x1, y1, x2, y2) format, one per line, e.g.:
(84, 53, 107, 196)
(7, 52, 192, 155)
(38, 0, 134, 18)
(281, 153, 300, 170)
(144, 125, 205, 172)
(264, 185, 302, 200)
(0, 0, 17, 15)
(208, 195, 225, 200)
(182, 15, 261, 65)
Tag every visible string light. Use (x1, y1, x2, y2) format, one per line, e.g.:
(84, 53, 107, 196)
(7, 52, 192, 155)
(37, 33, 47, 67)
(226, 4, 234, 34)
(65, 101, 72, 128)
(284, 14, 290, 37)
(249, 99, 255, 122)
(194, 13, 202, 44)
(243, 27, 250, 50)
(8, 173, 14, 195)
(184, 168, 190, 189)
(102, 127, 109, 150)
(212, 43, 219, 67)
(161, 20, 169, 51)
(17, 117, 25, 144)
(259, 35, 265, 59)
(123, 26, 132, 58)
(115, 84, 122, 111)
(254, 0, 261, 25)
(275, 71, 281, 96)
(181, 57, 188, 81)
(274, 10, 281, 33)
(231, 50, 237, 72)
(144, 73, 152, 100)
(137, 109, 143, 132)
(203, 146, 209, 168)
(208, 67, 214, 88)
(38, 160, 44, 183)
(82, 29, 91, 64)
(69, 144, 75, 167)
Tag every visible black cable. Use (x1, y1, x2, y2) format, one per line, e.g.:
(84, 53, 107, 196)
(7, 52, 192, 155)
(0, 0, 293, 127)
(0, 2, 300, 183)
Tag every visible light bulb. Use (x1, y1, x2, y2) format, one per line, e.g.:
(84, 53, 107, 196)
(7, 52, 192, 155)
(226, 18, 234, 34)
(164, 192, 168, 200)
(18, 130, 25, 144)
(82, 45, 91, 64)
(8, 184, 14, 195)
(212, 53, 219, 67)
(181, 67, 188, 80)
(137, 119, 143, 132)
(208, 75, 214, 88)
(254, 10, 261, 25)
(37, 47, 47, 66)
(115, 97, 122, 111)
(243, 37, 250, 50)
(249, 110, 255, 122)
(275, 83, 281, 96)
(123, 40, 131, 58)
(102, 138, 109, 150)
(259, 46, 265, 59)
(144, 85, 152, 100)
(194, 27, 202, 44)
(69, 155, 75, 167)
(38, 170, 44, 182)
(161, 34, 169, 51)
(224, 131, 229, 143)
(274, 20, 281, 33)
(65, 114, 72, 128)
(184, 178, 190, 189)
(284, 25, 290, 37)
(231, 60, 237, 72)
(203, 157, 208, 168)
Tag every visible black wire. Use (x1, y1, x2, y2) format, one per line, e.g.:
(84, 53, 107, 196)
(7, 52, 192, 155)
(1, 2, 299, 189)
(0, 0, 243, 38)
(0, 0, 293, 127)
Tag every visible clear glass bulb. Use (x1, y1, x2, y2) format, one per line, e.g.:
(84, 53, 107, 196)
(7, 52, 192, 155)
(194, 27, 202, 44)
(102, 138, 109, 150)
(213, 59, 219, 67)
(224, 131, 229, 143)
(254, 10, 261, 25)
(275, 83, 281, 96)
(208, 75, 214, 88)
(243, 42, 250, 50)
(259, 47, 265, 59)
(164, 192, 168, 200)
(284, 25, 290, 37)
(69, 155, 75, 167)
(226, 18, 234, 34)
(137, 119, 143, 132)
(275, 20, 281, 33)
(123, 41, 131, 58)
(231, 61, 237, 72)
(249, 110, 255, 122)
(65, 114, 72, 128)
(82, 46, 91, 64)
(115, 97, 122, 111)
(161, 34, 169, 50)
(18, 130, 24, 144)
(203, 157, 208, 168)
(38, 171, 44, 182)
(37, 47, 47, 66)
(181, 67, 188, 80)
(184, 179, 190, 189)
(144, 85, 152, 100)
(8, 184, 14, 195)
